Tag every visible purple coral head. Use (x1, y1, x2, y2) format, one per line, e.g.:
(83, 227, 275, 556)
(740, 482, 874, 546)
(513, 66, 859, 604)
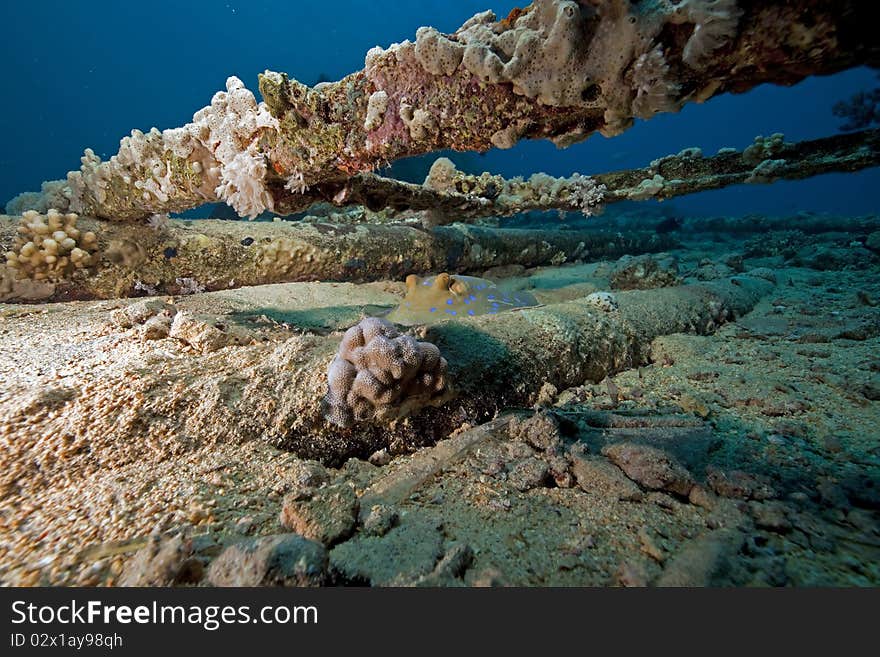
(321, 317, 449, 427)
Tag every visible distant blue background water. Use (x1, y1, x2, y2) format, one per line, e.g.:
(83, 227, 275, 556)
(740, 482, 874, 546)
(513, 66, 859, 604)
(1, 0, 877, 217)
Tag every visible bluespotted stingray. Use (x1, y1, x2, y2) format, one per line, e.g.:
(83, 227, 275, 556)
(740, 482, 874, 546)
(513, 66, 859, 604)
(385, 272, 539, 325)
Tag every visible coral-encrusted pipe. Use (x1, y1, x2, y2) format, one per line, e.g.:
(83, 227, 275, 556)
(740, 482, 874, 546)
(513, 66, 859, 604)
(0, 216, 674, 302)
(267, 276, 774, 464)
(21, 0, 880, 221)
(288, 129, 879, 224)
(0, 275, 773, 465)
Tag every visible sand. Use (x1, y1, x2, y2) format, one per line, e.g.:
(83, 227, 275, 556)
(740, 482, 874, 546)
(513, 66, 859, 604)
(0, 225, 877, 586)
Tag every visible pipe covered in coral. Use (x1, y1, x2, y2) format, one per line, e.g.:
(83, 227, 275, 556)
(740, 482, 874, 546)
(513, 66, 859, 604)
(0, 214, 674, 303)
(295, 275, 773, 462)
(0, 272, 774, 465)
(19, 0, 878, 221)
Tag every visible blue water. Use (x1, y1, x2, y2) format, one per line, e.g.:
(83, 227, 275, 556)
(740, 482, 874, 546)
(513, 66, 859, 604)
(0, 0, 876, 216)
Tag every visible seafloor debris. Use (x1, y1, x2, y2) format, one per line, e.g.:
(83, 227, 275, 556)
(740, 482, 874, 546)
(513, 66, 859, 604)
(206, 534, 328, 587)
(6, 0, 877, 221)
(279, 483, 359, 545)
(358, 415, 514, 515)
(385, 272, 538, 325)
(601, 442, 695, 497)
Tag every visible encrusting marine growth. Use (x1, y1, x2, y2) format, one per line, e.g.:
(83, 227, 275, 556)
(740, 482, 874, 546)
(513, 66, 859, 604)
(4, 0, 873, 222)
(3, 210, 98, 281)
(66, 76, 279, 220)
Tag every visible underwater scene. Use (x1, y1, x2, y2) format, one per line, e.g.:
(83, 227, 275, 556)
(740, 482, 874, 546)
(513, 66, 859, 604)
(0, 0, 878, 588)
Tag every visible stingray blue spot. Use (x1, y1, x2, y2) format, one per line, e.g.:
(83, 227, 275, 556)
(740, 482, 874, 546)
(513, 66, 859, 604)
(446, 299, 454, 305)
(476, 284, 485, 290)
(468, 295, 476, 301)
(429, 307, 437, 313)
(489, 309, 498, 314)
(503, 297, 511, 303)
(491, 301, 499, 307)
(463, 298, 470, 305)
(487, 295, 495, 300)
(467, 309, 475, 316)
(446, 309, 457, 315)
(422, 280, 431, 286)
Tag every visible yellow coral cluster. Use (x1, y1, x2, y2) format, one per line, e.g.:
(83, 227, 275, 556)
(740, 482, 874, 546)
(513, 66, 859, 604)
(4, 210, 98, 281)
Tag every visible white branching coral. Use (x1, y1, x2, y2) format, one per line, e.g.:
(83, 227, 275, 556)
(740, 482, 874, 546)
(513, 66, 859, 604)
(565, 174, 607, 215)
(214, 150, 272, 217)
(284, 170, 307, 195)
(147, 213, 170, 231)
(519, 173, 606, 216)
(174, 277, 205, 295)
(66, 76, 278, 219)
(631, 45, 682, 119)
(194, 76, 279, 218)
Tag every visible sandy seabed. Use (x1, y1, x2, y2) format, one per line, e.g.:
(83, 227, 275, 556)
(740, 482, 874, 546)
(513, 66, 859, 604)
(0, 221, 878, 587)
